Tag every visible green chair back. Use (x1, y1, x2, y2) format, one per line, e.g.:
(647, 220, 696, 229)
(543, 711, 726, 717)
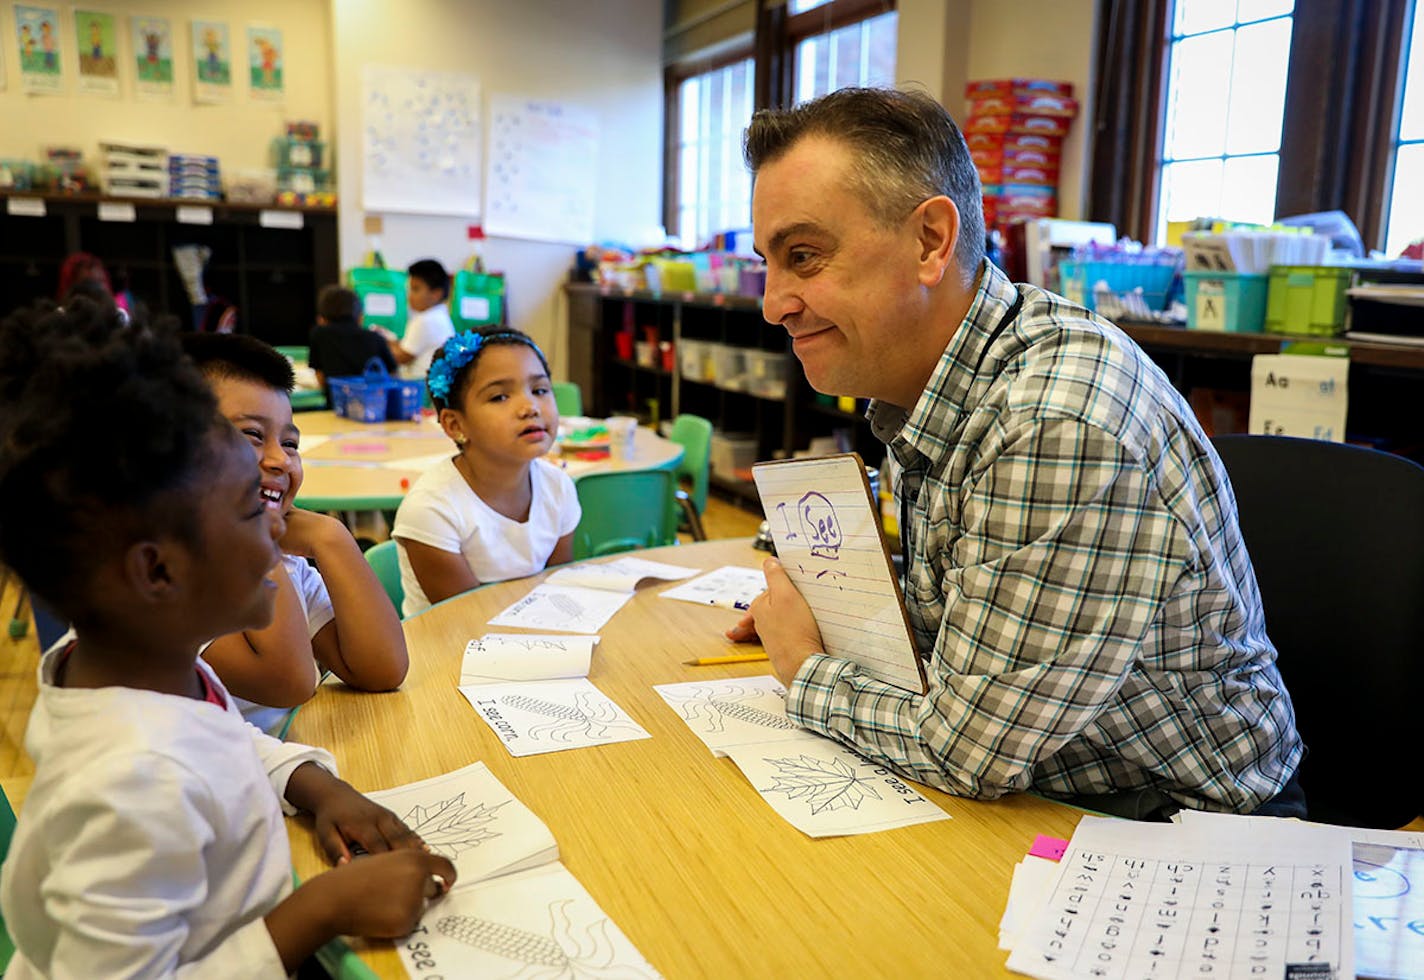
(275, 345, 310, 365)
(574, 470, 678, 559)
(669, 414, 713, 515)
(364, 540, 405, 615)
(552, 381, 583, 418)
(1, 785, 15, 971)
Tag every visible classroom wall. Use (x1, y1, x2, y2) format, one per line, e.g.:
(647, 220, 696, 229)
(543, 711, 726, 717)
(0, 0, 333, 174)
(329, 0, 665, 383)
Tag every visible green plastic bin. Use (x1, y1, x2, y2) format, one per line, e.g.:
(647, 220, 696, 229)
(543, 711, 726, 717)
(450, 270, 506, 332)
(1265, 265, 1352, 337)
(347, 267, 408, 338)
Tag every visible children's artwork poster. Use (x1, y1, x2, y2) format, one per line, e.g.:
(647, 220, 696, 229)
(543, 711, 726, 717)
(246, 24, 282, 101)
(73, 10, 118, 97)
(484, 94, 599, 245)
(189, 19, 230, 103)
(363, 64, 482, 216)
(14, 5, 63, 94)
(130, 15, 173, 100)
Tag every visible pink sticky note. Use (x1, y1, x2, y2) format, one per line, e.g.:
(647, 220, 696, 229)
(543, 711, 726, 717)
(1028, 834, 1069, 862)
(339, 441, 390, 455)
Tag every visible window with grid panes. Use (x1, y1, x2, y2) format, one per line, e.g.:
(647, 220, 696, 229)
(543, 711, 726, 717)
(1384, 0, 1424, 256)
(793, 8, 897, 105)
(675, 58, 755, 248)
(1156, 0, 1293, 240)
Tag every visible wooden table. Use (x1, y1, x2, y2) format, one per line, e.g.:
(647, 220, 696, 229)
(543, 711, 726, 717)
(286, 539, 1083, 978)
(292, 411, 685, 512)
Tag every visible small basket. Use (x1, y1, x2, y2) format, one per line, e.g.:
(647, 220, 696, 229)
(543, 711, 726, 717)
(386, 378, 424, 421)
(330, 358, 394, 423)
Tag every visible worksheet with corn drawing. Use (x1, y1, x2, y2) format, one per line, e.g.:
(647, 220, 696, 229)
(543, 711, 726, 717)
(459, 677, 650, 757)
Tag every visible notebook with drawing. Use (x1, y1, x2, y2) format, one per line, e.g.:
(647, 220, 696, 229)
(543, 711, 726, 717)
(752, 453, 926, 694)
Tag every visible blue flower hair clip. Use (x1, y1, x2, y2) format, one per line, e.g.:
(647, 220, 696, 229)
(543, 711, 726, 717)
(427, 332, 486, 402)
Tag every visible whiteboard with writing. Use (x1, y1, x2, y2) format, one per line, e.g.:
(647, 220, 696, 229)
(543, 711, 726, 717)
(362, 65, 482, 216)
(752, 454, 925, 693)
(484, 94, 598, 244)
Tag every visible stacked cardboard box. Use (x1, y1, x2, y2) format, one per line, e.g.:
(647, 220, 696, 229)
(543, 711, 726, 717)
(963, 80, 1077, 230)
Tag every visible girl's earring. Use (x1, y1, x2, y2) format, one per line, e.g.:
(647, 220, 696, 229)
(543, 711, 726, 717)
(455, 435, 468, 447)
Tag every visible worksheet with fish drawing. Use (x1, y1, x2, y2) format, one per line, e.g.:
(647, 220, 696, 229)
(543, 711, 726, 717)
(752, 453, 926, 693)
(487, 583, 632, 633)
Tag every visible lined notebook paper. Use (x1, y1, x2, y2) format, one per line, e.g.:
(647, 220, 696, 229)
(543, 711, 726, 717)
(753, 454, 925, 693)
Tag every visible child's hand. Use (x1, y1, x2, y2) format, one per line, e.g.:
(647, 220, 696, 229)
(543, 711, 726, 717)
(279, 507, 347, 559)
(313, 783, 426, 865)
(324, 849, 458, 939)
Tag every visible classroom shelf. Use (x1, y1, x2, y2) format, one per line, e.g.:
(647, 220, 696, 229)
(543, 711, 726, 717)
(0, 190, 338, 347)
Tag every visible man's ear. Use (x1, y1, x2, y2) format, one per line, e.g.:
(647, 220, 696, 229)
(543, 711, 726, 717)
(122, 539, 181, 605)
(915, 196, 961, 288)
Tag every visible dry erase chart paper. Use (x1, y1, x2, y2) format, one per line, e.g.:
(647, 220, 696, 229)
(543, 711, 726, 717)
(753, 454, 925, 692)
(396, 863, 662, 980)
(364, 762, 557, 887)
(1006, 814, 1353, 980)
(362, 65, 481, 216)
(459, 678, 650, 757)
(723, 733, 950, 839)
(655, 676, 804, 757)
(484, 94, 598, 245)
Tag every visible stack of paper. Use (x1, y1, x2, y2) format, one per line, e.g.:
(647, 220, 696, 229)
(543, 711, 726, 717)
(365, 763, 661, 979)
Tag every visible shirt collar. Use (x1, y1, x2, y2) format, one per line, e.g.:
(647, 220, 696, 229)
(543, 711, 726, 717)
(866, 261, 1021, 465)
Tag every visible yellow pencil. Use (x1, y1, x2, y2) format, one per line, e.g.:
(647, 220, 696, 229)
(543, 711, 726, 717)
(684, 653, 770, 666)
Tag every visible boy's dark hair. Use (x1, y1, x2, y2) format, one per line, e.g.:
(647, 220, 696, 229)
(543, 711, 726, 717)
(428, 328, 550, 413)
(407, 259, 450, 301)
(181, 332, 296, 394)
(0, 300, 222, 625)
(743, 86, 985, 275)
(318, 285, 361, 322)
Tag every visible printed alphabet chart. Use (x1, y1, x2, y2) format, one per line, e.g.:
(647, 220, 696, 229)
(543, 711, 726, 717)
(1006, 814, 1353, 980)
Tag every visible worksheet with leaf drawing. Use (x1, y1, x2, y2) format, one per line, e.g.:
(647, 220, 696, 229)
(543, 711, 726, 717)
(487, 583, 632, 633)
(396, 863, 662, 980)
(363, 762, 557, 887)
(659, 565, 767, 610)
(459, 633, 598, 685)
(753, 454, 925, 693)
(545, 555, 699, 592)
(654, 676, 806, 757)
(1006, 814, 1353, 980)
(722, 732, 950, 839)
(459, 677, 651, 757)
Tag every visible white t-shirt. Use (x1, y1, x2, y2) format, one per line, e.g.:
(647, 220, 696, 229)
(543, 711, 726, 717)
(398, 302, 455, 381)
(222, 553, 335, 734)
(1, 638, 336, 978)
(393, 457, 581, 617)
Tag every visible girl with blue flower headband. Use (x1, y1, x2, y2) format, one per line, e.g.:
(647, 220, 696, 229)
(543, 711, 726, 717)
(390, 329, 581, 616)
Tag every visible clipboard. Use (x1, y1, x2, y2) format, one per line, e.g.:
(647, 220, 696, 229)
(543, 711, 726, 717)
(752, 452, 928, 694)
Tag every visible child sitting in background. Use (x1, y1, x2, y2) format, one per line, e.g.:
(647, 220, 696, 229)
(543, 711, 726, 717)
(308, 285, 395, 407)
(393, 329, 580, 617)
(183, 333, 408, 733)
(0, 303, 454, 976)
(385, 258, 454, 381)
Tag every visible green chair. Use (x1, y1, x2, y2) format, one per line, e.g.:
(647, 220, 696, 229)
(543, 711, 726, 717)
(552, 381, 583, 418)
(2, 785, 15, 972)
(668, 414, 713, 541)
(363, 539, 405, 615)
(573, 470, 678, 559)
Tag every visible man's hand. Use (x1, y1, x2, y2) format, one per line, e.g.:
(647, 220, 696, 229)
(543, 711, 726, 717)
(724, 558, 823, 685)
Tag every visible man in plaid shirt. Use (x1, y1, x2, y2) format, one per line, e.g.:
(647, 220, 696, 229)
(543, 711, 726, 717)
(730, 88, 1303, 820)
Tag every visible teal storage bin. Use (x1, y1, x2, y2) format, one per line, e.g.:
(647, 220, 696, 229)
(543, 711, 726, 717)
(1060, 260, 1177, 313)
(450, 270, 505, 332)
(348, 267, 408, 338)
(1184, 272, 1269, 333)
(1265, 265, 1352, 337)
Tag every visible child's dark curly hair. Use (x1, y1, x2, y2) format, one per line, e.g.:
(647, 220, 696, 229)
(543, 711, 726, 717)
(427, 328, 550, 413)
(0, 298, 224, 625)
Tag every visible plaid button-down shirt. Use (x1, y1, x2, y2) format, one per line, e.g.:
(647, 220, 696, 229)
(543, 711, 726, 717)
(785, 262, 1302, 812)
